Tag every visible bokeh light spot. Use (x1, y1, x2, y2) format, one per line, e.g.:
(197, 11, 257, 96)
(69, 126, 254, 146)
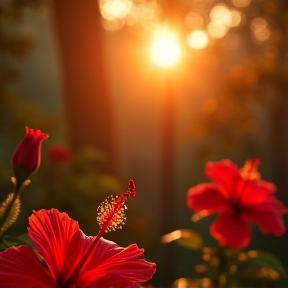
(127, 2, 160, 29)
(207, 20, 229, 38)
(99, 0, 132, 20)
(187, 30, 209, 50)
(230, 10, 242, 27)
(210, 3, 232, 27)
(251, 17, 270, 41)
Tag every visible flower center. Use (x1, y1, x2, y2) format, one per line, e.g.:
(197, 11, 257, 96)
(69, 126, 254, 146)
(230, 202, 241, 215)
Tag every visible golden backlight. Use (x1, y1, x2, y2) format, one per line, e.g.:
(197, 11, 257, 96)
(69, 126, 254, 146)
(150, 26, 181, 68)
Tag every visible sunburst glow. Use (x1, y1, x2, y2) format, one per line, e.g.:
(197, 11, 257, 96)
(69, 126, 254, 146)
(150, 26, 181, 68)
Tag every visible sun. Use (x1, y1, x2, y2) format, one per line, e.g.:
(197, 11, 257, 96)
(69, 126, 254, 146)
(150, 26, 181, 68)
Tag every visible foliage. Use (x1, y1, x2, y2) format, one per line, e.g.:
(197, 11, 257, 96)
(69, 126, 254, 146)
(0, 0, 56, 140)
(181, 0, 288, 173)
(163, 228, 288, 288)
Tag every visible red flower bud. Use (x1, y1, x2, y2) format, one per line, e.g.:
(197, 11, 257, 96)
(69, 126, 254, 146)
(47, 145, 72, 165)
(12, 127, 49, 181)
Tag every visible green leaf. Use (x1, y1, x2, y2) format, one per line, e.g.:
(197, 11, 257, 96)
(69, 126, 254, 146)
(161, 229, 204, 251)
(241, 250, 287, 279)
(0, 234, 31, 251)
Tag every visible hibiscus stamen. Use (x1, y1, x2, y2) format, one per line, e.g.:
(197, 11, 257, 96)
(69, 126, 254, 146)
(66, 180, 136, 286)
(97, 179, 136, 233)
(97, 195, 127, 232)
(235, 158, 260, 205)
(240, 158, 260, 180)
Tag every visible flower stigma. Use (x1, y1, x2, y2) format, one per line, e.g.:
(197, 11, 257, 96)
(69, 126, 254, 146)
(66, 180, 136, 286)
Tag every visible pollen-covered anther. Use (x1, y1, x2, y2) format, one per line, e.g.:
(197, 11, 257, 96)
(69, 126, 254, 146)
(97, 195, 127, 232)
(240, 158, 260, 180)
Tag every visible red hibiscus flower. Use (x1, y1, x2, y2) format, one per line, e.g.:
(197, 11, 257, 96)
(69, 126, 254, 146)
(0, 180, 156, 287)
(12, 126, 48, 182)
(187, 159, 288, 248)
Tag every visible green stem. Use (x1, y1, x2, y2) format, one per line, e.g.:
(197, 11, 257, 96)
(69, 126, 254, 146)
(213, 246, 231, 288)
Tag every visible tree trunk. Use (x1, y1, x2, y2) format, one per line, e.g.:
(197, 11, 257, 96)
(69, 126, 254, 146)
(51, 0, 116, 174)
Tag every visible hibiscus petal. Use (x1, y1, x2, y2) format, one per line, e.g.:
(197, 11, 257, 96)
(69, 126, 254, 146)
(28, 208, 83, 283)
(239, 180, 277, 206)
(240, 206, 287, 236)
(187, 183, 232, 214)
(205, 160, 240, 200)
(60, 230, 91, 285)
(247, 198, 288, 214)
(210, 213, 251, 248)
(0, 245, 54, 288)
(77, 238, 156, 286)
